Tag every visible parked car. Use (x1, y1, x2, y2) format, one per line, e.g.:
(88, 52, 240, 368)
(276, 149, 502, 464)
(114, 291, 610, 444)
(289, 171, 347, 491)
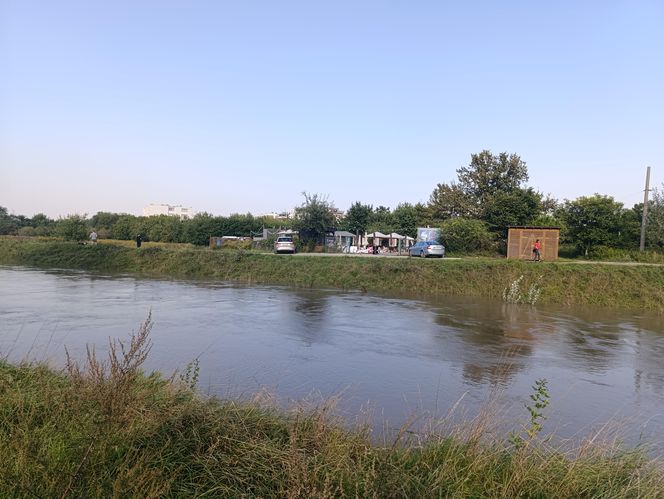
(409, 241, 445, 258)
(274, 237, 296, 254)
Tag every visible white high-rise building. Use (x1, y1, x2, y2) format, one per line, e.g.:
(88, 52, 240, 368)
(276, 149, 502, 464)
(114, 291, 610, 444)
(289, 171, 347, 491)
(142, 204, 194, 220)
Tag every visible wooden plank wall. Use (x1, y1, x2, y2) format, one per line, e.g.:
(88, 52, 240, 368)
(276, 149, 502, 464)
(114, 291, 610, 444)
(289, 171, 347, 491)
(507, 228, 560, 260)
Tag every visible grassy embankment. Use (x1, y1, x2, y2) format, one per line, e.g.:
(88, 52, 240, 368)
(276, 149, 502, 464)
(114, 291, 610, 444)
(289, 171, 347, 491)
(1, 237, 664, 312)
(2, 316, 663, 497)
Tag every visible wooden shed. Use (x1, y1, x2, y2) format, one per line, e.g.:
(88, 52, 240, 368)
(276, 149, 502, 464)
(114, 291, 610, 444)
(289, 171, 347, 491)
(507, 226, 560, 261)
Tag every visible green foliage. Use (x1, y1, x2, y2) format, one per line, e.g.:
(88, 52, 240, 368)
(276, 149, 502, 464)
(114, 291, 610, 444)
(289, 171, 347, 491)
(4, 208, 275, 246)
(293, 192, 336, 244)
(3, 239, 664, 312)
(530, 213, 565, 229)
(16, 226, 37, 237)
(90, 211, 122, 231)
(111, 215, 137, 240)
(457, 150, 529, 203)
(179, 358, 200, 390)
(391, 203, 419, 238)
(585, 246, 664, 264)
(56, 214, 89, 241)
(183, 212, 219, 245)
(367, 205, 393, 234)
(441, 217, 494, 253)
(30, 213, 53, 228)
(145, 215, 184, 242)
(414, 202, 435, 228)
(482, 188, 543, 237)
(0, 206, 19, 235)
(342, 201, 373, 235)
(428, 182, 473, 219)
(525, 378, 550, 438)
(27, 213, 55, 236)
(510, 378, 550, 447)
(223, 213, 264, 237)
(428, 151, 550, 238)
(646, 183, 664, 249)
(557, 195, 632, 255)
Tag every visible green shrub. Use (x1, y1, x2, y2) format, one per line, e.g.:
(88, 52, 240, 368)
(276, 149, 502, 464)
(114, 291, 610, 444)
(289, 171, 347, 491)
(588, 246, 664, 263)
(16, 227, 37, 237)
(441, 218, 495, 253)
(56, 215, 89, 242)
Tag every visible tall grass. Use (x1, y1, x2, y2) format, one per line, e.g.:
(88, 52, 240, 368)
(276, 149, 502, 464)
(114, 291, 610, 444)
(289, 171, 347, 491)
(1, 237, 664, 312)
(1, 318, 663, 497)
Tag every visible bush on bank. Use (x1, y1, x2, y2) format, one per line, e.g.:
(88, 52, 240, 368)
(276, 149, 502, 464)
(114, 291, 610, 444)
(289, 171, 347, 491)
(1, 238, 664, 313)
(1, 318, 662, 497)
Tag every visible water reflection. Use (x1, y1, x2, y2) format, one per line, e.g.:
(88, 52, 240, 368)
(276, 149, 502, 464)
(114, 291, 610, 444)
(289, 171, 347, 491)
(428, 303, 535, 387)
(288, 290, 330, 346)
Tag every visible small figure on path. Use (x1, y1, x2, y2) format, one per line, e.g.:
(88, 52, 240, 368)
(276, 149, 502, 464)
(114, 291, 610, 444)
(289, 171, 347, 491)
(532, 239, 542, 261)
(89, 231, 98, 245)
(136, 234, 142, 248)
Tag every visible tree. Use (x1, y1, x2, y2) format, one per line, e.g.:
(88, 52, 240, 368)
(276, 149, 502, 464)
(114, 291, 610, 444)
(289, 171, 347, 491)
(30, 213, 53, 227)
(146, 215, 184, 243)
(441, 218, 494, 253)
(342, 202, 373, 236)
(56, 215, 89, 242)
(29, 213, 55, 236)
(618, 206, 642, 249)
(457, 150, 529, 203)
(0, 206, 19, 235)
(293, 193, 336, 245)
(183, 213, 219, 246)
(27, 213, 56, 236)
(223, 213, 263, 237)
(428, 182, 474, 220)
(111, 215, 137, 240)
(558, 195, 627, 256)
(482, 188, 543, 237)
(646, 184, 664, 250)
(428, 150, 538, 229)
(367, 206, 393, 234)
(414, 202, 435, 228)
(391, 203, 419, 238)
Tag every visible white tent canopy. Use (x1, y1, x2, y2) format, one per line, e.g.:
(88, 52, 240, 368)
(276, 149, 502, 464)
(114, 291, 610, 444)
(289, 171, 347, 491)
(334, 230, 356, 238)
(366, 231, 389, 238)
(388, 232, 405, 240)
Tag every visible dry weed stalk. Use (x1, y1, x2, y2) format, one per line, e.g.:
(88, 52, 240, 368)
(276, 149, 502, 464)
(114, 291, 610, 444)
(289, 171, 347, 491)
(65, 312, 154, 421)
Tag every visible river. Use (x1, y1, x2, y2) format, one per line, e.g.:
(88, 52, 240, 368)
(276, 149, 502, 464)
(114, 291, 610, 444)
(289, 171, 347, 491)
(1, 266, 663, 451)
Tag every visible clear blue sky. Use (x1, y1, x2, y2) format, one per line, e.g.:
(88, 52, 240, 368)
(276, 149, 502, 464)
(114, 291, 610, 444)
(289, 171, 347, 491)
(2, 0, 662, 218)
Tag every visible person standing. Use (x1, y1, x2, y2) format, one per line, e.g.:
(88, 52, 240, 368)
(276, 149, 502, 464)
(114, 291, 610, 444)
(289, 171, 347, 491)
(89, 231, 98, 245)
(532, 239, 542, 261)
(136, 234, 142, 248)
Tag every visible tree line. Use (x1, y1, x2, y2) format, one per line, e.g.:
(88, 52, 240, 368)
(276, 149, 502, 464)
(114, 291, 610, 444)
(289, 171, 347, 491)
(2, 150, 663, 256)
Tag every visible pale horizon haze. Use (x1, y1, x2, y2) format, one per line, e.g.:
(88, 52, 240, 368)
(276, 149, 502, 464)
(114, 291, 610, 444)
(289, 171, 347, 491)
(1, 1, 663, 218)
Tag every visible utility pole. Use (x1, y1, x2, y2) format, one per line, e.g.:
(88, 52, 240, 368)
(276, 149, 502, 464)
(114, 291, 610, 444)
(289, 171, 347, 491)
(639, 166, 651, 252)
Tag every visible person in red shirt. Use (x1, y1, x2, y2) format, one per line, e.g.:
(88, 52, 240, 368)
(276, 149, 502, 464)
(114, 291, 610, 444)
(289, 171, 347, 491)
(532, 239, 542, 261)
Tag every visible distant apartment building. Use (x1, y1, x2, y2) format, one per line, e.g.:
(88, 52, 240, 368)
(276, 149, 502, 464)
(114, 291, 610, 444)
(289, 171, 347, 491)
(330, 207, 345, 221)
(262, 211, 294, 220)
(262, 208, 343, 221)
(142, 204, 194, 220)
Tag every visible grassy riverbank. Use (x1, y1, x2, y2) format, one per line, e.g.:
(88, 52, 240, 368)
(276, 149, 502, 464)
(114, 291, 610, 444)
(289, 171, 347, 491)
(1, 237, 664, 312)
(1, 318, 662, 498)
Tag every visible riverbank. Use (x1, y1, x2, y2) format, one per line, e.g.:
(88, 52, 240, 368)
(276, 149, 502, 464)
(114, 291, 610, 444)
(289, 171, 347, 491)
(1, 237, 664, 312)
(1, 317, 662, 497)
